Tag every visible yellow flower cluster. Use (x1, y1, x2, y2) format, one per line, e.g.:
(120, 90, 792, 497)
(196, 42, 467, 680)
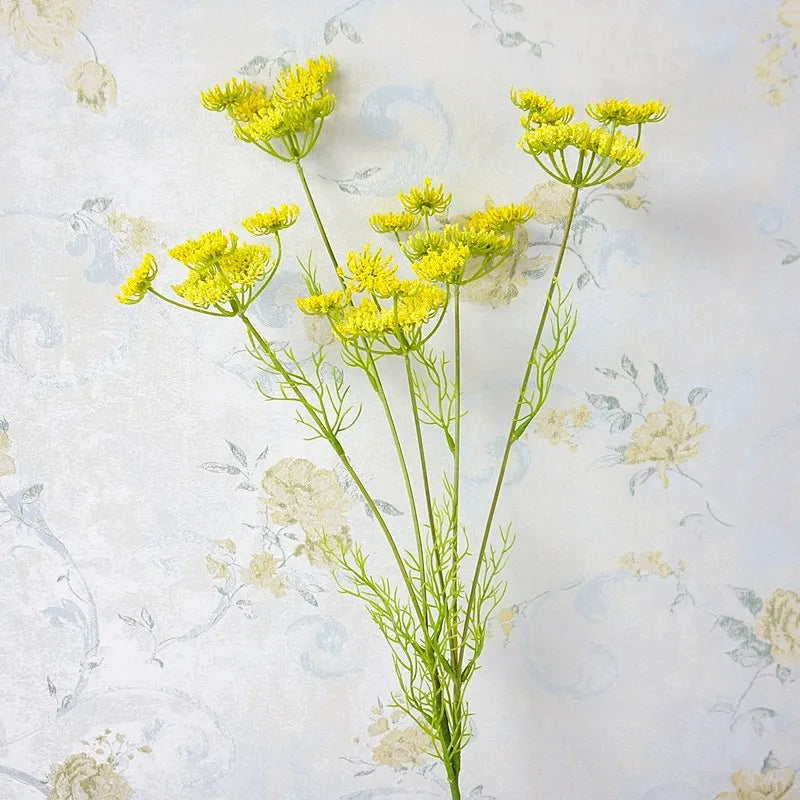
(117, 253, 157, 305)
(335, 282, 447, 339)
(511, 89, 575, 125)
(586, 98, 669, 125)
(520, 122, 646, 168)
(369, 211, 420, 233)
(168, 229, 231, 267)
(166, 231, 272, 308)
(466, 203, 535, 232)
(344, 244, 401, 297)
(413, 242, 470, 283)
(201, 56, 336, 158)
(296, 288, 351, 316)
(242, 204, 300, 235)
(404, 230, 446, 260)
(447, 224, 512, 257)
(398, 177, 452, 216)
(619, 550, 675, 579)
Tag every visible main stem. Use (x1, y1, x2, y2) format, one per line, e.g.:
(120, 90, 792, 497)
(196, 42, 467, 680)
(457, 183, 581, 670)
(295, 160, 340, 271)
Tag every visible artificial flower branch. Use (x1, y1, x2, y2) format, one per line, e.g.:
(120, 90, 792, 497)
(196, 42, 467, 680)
(117, 55, 667, 800)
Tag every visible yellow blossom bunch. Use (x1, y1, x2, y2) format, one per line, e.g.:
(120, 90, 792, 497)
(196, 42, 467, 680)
(201, 56, 336, 160)
(403, 230, 447, 260)
(586, 98, 669, 125)
(369, 211, 420, 234)
(168, 229, 232, 267)
(342, 245, 402, 297)
(466, 203, 535, 233)
(117, 253, 157, 305)
(514, 90, 667, 186)
(510, 89, 575, 125)
(413, 242, 471, 283)
(296, 288, 352, 316)
(399, 177, 452, 217)
(242, 204, 300, 235)
(445, 224, 512, 257)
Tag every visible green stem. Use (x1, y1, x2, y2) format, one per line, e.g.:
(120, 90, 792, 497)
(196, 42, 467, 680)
(238, 312, 426, 626)
(449, 284, 463, 690)
(457, 181, 581, 671)
(294, 159, 340, 272)
(146, 288, 227, 316)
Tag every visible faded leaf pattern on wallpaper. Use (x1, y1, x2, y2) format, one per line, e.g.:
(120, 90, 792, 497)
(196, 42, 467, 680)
(2, 0, 799, 798)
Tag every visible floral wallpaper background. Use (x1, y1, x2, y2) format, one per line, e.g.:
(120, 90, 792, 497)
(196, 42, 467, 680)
(1, 0, 799, 798)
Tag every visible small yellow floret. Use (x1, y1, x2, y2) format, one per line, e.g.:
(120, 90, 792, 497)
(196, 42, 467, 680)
(369, 211, 420, 234)
(296, 289, 350, 315)
(345, 244, 401, 297)
(201, 78, 253, 112)
(467, 203, 535, 232)
(511, 89, 574, 125)
(242, 204, 300, 235)
(168, 230, 231, 267)
(586, 98, 669, 125)
(117, 253, 157, 305)
(394, 280, 448, 326)
(413, 242, 470, 283)
(398, 177, 452, 217)
(172, 270, 232, 308)
(273, 56, 335, 103)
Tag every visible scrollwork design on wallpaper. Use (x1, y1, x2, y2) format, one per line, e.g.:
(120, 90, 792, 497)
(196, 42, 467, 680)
(319, 0, 549, 55)
(0, 0, 117, 111)
(0, 423, 236, 797)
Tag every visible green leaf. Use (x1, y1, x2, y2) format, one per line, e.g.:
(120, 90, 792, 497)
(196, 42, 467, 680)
(226, 440, 247, 467)
(621, 354, 638, 379)
(727, 639, 772, 668)
(200, 462, 242, 475)
(595, 367, 621, 379)
(732, 587, 763, 616)
(652, 362, 668, 396)
(610, 412, 632, 433)
(717, 616, 753, 641)
(22, 484, 44, 503)
(629, 466, 655, 495)
(688, 387, 710, 406)
(776, 665, 792, 683)
(586, 392, 620, 410)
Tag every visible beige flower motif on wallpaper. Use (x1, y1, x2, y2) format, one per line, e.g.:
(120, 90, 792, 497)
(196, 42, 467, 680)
(623, 400, 709, 487)
(0, 0, 117, 112)
(0, 428, 16, 476)
(755, 0, 800, 105)
(755, 590, 800, 668)
(358, 703, 432, 771)
(618, 550, 681, 579)
(243, 551, 288, 597)
(67, 59, 117, 112)
(716, 767, 800, 800)
(47, 753, 132, 800)
(535, 404, 591, 450)
(263, 456, 352, 565)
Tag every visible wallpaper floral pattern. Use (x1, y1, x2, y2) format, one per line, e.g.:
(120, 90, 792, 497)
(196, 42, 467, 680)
(1, 0, 799, 798)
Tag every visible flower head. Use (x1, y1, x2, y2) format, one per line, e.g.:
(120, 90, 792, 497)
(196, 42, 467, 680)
(715, 766, 800, 800)
(369, 210, 420, 234)
(273, 55, 335, 103)
(117, 253, 157, 305)
(446, 224, 512, 257)
(511, 89, 574, 125)
(48, 753, 133, 800)
(296, 288, 351, 316)
(168, 230, 231, 267)
(412, 242, 470, 283)
(754, 589, 800, 667)
(403, 230, 447, 260)
(67, 61, 117, 113)
(586, 97, 669, 125)
(241, 204, 300, 235)
(243, 552, 287, 596)
(172, 269, 231, 308)
(217, 242, 272, 288)
(398, 177, 452, 217)
(200, 77, 253, 112)
(344, 244, 401, 297)
(466, 203, 535, 233)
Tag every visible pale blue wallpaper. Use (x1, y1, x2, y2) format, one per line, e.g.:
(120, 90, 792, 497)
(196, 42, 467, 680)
(1, 1, 799, 798)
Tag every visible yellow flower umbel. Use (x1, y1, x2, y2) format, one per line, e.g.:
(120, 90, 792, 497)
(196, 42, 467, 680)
(399, 177, 452, 217)
(511, 89, 575, 126)
(242, 204, 300, 236)
(201, 56, 336, 161)
(344, 244, 402, 297)
(513, 90, 667, 187)
(413, 242, 470, 283)
(117, 253, 157, 304)
(586, 98, 669, 126)
(465, 203, 535, 233)
(369, 211, 420, 234)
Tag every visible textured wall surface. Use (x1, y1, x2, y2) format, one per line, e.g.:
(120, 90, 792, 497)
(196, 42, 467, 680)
(2, 1, 800, 798)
